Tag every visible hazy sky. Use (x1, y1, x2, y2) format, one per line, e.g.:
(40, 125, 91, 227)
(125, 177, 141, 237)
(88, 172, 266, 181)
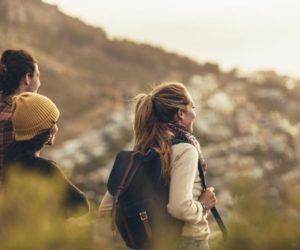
(43, 0, 300, 77)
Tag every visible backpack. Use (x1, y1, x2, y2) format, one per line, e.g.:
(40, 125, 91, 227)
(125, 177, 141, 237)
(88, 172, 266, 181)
(107, 140, 228, 249)
(107, 148, 183, 249)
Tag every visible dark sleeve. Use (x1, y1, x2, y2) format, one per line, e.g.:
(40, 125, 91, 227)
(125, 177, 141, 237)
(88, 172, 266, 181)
(51, 162, 90, 217)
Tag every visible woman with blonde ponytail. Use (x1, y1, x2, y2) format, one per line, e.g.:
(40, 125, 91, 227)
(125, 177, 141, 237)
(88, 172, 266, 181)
(99, 82, 217, 250)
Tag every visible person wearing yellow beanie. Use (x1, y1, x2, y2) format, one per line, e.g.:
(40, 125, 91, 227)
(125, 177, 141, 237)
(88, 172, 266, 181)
(12, 91, 60, 142)
(4, 92, 89, 218)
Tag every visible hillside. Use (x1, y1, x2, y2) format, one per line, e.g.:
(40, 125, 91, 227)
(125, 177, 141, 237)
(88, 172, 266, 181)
(0, 0, 220, 141)
(46, 66, 300, 246)
(1, 1, 300, 244)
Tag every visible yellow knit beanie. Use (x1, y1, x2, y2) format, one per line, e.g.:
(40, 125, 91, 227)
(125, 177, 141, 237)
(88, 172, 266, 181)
(12, 92, 60, 141)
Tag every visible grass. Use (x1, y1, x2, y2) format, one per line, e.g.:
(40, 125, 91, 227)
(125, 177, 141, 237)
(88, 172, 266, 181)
(0, 170, 299, 250)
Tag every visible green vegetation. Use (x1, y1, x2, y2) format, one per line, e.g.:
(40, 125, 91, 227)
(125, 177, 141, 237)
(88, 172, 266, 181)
(213, 177, 300, 250)
(0, 171, 88, 249)
(1, 171, 299, 249)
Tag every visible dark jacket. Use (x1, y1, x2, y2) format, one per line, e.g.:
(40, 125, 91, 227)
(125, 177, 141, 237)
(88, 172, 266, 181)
(4, 154, 90, 218)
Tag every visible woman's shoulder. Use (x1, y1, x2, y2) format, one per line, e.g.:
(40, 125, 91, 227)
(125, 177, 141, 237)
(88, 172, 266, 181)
(30, 157, 59, 175)
(169, 143, 199, 174)
(171, 142, 198, 155)
(34, 157, 57, 167)
(170, 142, 198, 163)
(4, 156, 58, 177)
(5, 155, 53, 167)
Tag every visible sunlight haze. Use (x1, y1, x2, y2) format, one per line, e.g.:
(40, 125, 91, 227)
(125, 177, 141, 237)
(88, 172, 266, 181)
(43, 0, 300, 77)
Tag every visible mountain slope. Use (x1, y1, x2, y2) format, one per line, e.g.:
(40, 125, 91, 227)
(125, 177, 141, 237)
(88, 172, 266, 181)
(0, 0, 221, 140)
(1, 3, 300, 245)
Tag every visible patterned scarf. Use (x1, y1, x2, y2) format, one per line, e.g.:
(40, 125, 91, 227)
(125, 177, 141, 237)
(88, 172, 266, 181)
(167, 123, 208, 173)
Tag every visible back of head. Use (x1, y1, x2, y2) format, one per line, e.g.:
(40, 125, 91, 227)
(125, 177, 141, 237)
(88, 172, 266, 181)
(133, 82, 189, 181)
(0, 49, 36, 95)
(12, 92, 60, 141)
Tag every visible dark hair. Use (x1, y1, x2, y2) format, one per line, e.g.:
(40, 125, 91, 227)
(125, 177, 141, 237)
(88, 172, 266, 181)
(0, 49, 37, 95)
(5, 129, 51, 163)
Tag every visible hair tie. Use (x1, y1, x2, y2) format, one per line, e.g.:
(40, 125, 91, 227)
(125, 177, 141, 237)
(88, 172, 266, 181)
(149, 92, 155, 102)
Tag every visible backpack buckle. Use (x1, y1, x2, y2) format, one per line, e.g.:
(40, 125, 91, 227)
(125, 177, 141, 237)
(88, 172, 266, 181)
(139, 211, 148, 221)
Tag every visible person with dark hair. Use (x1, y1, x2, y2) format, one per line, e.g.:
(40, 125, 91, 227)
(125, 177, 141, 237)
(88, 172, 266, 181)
(99, 82, 217, 250)
(4, 92, 89, 218)
(0, 49, 41, 178)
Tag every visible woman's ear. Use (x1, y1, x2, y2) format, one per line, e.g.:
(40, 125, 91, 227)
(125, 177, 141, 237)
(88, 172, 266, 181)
(177, 108, 184, 121)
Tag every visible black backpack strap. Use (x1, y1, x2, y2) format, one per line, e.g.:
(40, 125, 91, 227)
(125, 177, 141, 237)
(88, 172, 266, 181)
(198, 161, 228, 241)
(171, 138, 228, 241)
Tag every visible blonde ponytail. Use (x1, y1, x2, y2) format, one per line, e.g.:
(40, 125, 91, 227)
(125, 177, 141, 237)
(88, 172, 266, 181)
(133, 82, 189, 182)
